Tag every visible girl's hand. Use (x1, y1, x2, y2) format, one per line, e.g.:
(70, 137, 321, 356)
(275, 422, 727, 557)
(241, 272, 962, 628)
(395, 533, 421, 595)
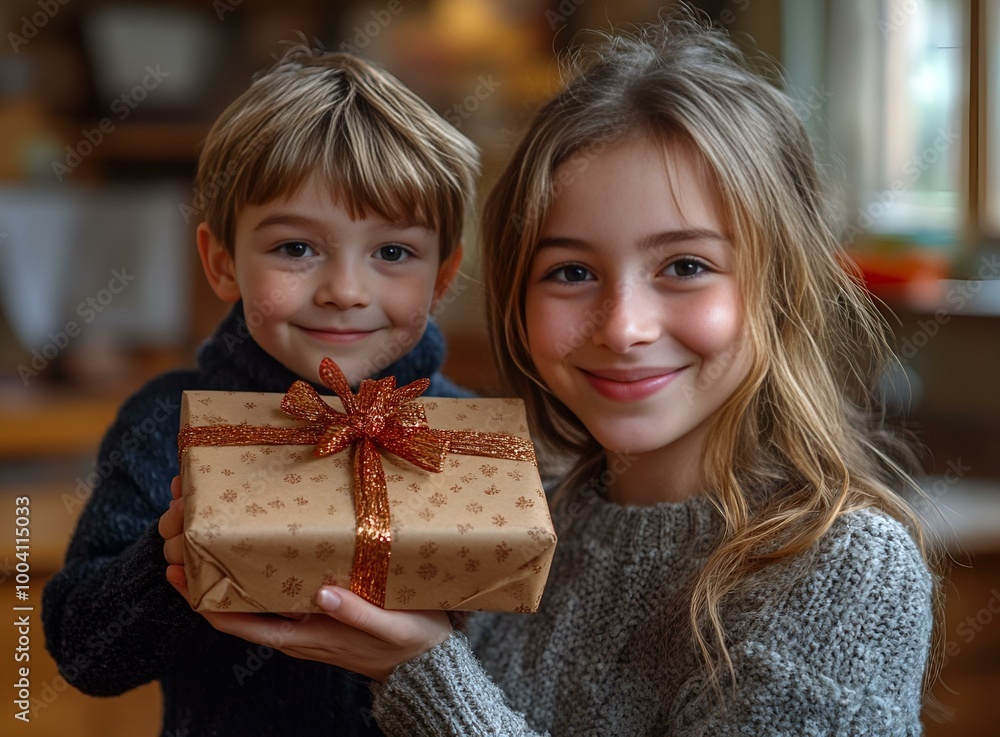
(158, 476, 189, 593)
(197, 587, 453, 681)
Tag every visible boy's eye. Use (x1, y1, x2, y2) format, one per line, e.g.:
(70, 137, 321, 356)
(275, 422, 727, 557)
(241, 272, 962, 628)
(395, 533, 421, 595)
(278, 241, 313, 258)
(547, 264, 593, 283)
(374, 244, 410, 262)
(664, 258, 708, 278)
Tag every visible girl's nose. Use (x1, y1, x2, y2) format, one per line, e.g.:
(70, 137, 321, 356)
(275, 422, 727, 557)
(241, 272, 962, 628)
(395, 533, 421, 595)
(314, 261, 369, 309)
(593, 279, 662, 353)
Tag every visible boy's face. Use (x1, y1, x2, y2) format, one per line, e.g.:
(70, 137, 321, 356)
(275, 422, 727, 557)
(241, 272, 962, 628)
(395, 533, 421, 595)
(198, 173, 461, 387)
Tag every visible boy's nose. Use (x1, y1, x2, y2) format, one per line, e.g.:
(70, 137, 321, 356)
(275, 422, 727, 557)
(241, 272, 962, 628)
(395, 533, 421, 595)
(592, 279, 662, 353)
(314, 263, 370, 309)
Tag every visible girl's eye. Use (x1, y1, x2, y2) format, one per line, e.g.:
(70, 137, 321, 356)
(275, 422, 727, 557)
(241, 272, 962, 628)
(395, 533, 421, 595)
(375, 244, 411, 262)
(278, 241, 314, 258)
(547, 264, 593, 283)
(664, 258, 708, 278)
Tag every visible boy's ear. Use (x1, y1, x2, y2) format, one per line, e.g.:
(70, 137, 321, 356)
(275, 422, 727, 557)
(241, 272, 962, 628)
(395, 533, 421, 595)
(433, 245, 463, 303)
(197, 222, 241, 303)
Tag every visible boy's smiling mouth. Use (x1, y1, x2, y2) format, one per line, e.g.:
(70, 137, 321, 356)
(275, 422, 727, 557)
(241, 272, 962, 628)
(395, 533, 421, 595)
(297, 325, 379, 343)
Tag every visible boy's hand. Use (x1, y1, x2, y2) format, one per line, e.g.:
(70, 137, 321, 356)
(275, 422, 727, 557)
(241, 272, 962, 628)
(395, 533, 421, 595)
(200, 586, 453, 682)
(158, 476, 190, 596)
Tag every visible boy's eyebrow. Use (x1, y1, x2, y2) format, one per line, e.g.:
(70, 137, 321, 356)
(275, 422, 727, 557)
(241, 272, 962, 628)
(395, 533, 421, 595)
(253, 213, 320, 232)
(252, 212, 436, 234)
(536, 228, 730, 250)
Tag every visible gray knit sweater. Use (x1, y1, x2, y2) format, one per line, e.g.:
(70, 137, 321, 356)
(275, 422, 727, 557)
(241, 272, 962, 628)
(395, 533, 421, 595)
(372, 488, 933, 736)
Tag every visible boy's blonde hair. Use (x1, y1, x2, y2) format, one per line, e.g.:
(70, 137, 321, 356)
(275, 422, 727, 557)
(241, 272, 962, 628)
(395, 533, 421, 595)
(196, 46, 479, 259)
(483, 13, 942, 695)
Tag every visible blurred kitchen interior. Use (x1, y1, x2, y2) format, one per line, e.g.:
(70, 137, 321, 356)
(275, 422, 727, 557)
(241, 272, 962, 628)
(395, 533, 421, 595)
(0, 0, 998, 735)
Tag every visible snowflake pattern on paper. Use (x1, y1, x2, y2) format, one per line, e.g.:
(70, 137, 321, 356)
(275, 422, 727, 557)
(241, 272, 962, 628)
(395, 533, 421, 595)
(429, 493, 448, 507)
(281, 546, 300, 560)
(231, 539, 254, 556)
(484, 483, 501, 496)
(294, 496, 309, 506)
(492, 514, 508, 527)
(480, 464, 498, 477)
(245, 503, 266, 516)
(263, 563, 276, 578)
(268, 498, 285, 509)
(495, 541, 512, 562)
(465, 559, 480, 572)
(315, 542, 336, 560)
(240, 451, 257, 464)
(419, 542, 439, 558)
(417, 563, 438, 580)
(466, 502, 483, 514)
(284, 473, 301, 484)
(287, 523, 302, 535)
(396, 587, 416, 605)
(281, 577, 303, 597)
(516, 496, 535, 509)
(198, 464, 212, 474)
(216, 596, 232, 609)
(220, 490, 237, 502)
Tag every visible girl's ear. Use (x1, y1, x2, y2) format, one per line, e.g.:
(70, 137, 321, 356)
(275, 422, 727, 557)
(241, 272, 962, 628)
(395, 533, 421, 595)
(197, 222, 241, 303)
(433, 244, 463, 303)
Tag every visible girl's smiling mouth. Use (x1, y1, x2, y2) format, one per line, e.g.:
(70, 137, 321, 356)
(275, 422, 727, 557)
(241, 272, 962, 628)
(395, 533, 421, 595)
(580, 366, 685, 401)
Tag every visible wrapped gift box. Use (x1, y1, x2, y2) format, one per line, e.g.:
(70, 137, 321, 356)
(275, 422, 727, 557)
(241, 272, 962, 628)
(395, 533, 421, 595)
(178, 362, 557, 614)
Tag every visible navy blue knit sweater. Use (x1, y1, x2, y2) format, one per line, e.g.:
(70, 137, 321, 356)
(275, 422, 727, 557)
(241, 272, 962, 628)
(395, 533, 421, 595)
(42, 302, 471, 737)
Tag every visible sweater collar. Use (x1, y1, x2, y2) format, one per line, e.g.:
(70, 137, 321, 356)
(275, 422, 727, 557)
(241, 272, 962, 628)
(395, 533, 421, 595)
(195, 301, 448, 394)
(555, 484, 723, 556)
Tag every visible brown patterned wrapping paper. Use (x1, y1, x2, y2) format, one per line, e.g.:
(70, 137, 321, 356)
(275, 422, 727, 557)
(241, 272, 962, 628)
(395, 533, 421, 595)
(179, 389, 557, 614)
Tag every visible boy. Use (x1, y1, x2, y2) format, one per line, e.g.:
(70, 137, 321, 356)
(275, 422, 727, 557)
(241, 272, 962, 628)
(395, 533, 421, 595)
(42, 47, 479, 737)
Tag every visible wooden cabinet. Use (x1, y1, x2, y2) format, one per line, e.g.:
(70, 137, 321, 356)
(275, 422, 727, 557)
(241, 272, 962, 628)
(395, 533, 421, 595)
(924, 550, 1000, 736)
(0, 485, 161, 736)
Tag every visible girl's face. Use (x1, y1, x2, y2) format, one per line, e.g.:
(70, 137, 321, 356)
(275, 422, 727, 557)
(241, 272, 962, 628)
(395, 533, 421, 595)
(525, 138, 751, 473)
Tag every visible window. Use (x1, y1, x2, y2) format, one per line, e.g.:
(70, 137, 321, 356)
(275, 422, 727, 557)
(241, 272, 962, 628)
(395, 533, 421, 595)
(784, 0, 998, 267)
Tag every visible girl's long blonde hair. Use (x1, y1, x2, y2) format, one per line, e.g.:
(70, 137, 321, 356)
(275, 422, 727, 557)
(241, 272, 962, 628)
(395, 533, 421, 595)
(482, 12, 941, 694)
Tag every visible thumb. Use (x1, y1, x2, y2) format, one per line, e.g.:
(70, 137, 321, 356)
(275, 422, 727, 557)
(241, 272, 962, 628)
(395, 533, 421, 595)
(315, 586, 383, 635)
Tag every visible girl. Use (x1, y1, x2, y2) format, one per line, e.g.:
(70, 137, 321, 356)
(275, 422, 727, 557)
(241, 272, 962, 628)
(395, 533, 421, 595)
(181, 14, 939, 735)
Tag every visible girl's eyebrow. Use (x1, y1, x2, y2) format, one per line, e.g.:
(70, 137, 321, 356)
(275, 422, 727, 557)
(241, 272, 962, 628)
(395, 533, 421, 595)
(536, 228, 730, 251)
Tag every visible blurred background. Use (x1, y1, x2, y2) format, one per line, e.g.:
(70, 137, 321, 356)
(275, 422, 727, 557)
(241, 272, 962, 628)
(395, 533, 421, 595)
(0, 0, 997, 734)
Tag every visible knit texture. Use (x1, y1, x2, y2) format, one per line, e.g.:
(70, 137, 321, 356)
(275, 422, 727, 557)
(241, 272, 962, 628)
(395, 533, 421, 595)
(373, 487, 934, 736)
(42, 302, 470, 737)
